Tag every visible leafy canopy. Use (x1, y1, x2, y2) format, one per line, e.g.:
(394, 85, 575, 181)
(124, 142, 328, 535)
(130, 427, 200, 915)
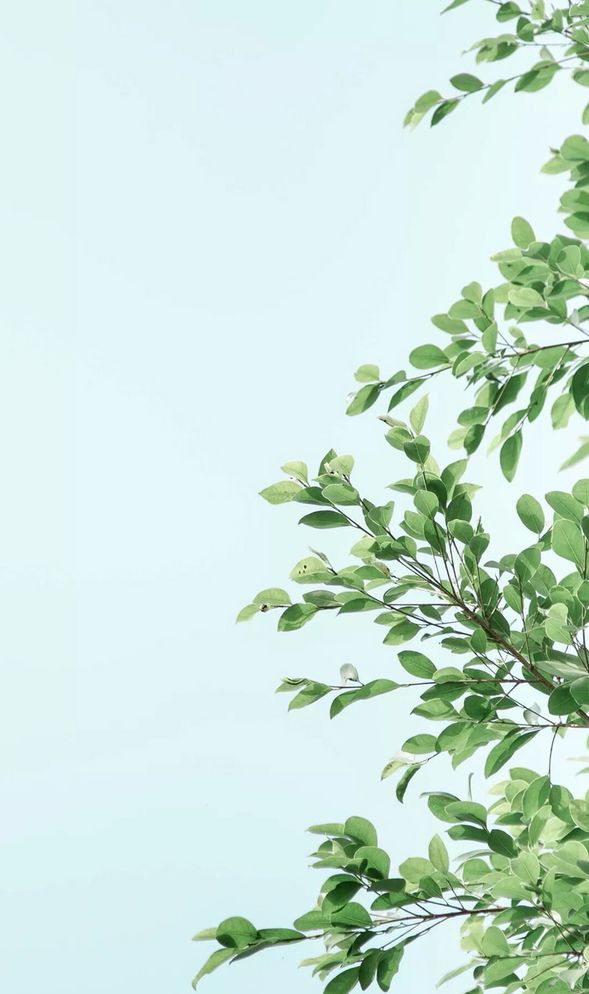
(195, 3, 589, 993)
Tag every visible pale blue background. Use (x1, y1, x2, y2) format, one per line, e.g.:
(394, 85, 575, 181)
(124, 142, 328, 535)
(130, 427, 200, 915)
(1, 2, 586, 991)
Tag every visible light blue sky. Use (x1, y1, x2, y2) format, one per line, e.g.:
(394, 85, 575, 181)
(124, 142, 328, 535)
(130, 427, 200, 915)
(1, 2, 587, 992)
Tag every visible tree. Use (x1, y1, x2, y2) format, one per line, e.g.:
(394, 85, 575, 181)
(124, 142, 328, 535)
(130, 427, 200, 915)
(194, 3, 589, 992)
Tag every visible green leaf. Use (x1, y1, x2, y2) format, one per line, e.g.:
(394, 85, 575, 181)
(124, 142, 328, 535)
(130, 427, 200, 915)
(570, 798, 589, 831)
(573, 479, 589, 507)
(290, 556, 332, 583)
(192, 948, 234, 989)
(431, 99, 459, 126)
(545, 491, 583, 522)
(481, 925, 510, 958)
(560, 436, 589, 469)
(293, 910, 330, 931)
(444, 801, 487, 826)
(281, 460, 308, 483)
(515, 62, 559, 94)
(428, 834, 449, 873)
(450, 73, 483, 92)
(541, 153, 568, 174)
(278, 604, 319, 632)
(566, 213, 589, 238)
(402, 733, 437, 755)
(382, 619, 420, 645)
(380, 757, 405, 781)
(484, 958, 525, 985)
(322, 483, 360, 506)
(299, 511, 350, 529)
(516, 494, 544, 533)
(253, 588, 291, 607)
(464, 423, 484, 454)
(409, 344, 448, 370)
(398, 650, 435, 678)
(414, 90, 443, 113)
(258, 927, 304, 945)
(548, 684, 578, 716)
(236, 603, 259, 623)
(511, 216, 535, 248)
(330, 902, 372, 929)
(414, 491, 438, 516)
(355, 845, 391, 879)
(322, 885, 363, 916)
(552, 519, 585, 571)
(399, 856, 433, 883)
(345, 816, 378, 847)
(216, 916, 258, 949)
(470, 627, 487, 653)
(511, 851, 540, 884)
(484, 730, 538, 777)
(481, 322, 497, 353)
(307, 822, 345, 835)
(561, 134, 589, 161)
(396, 763, 420, 802)
(508, 286, 544, 309)
(387, 380, 421, 411)
(330, 679, 398, 719)
(500, 431, 522, 482)
(354, 364, 380, 383)
(571, 676, 589, 708)
(487, 829, 517, 858)
(191, 928, 218, 942)
(552, 393, 575, 430)
(410, 395, 429, 434)
(288, 681, 331, 710)
(483, 78, 507, 103)
(572, 363, 589, 419)
(324, 968, 360, 994)
(377, 946, 404, 991)
(328, 454, 355, 476)
(403, 434, 430, 464)
(436, 963, 473, 988)
(521, 776, 550, 820)
(347, 384, 381, 416)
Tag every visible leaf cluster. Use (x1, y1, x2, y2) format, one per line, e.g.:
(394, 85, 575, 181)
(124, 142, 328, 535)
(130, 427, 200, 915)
(194, 3, 589, 992)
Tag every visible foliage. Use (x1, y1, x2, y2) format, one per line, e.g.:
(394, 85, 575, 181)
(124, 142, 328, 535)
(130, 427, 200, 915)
(195, 3, 589, 993)
(404, 0, 589, 130)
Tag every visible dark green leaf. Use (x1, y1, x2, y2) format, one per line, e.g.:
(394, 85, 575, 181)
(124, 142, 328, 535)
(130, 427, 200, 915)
(484, 730, 538, 777)
(347, 384, 381, 416)
(377, 946, 404, 991)
(324, 967, 361, 994)
(396, 764, 420, 803)
(216, 916, 258, 949)
(299, 511, 350, 529)
(192, 949, 234, 989)
(572, 363, 589, 419)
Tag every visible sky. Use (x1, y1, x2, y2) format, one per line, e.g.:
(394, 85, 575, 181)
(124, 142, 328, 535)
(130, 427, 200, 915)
(0, 1, 588, 992)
